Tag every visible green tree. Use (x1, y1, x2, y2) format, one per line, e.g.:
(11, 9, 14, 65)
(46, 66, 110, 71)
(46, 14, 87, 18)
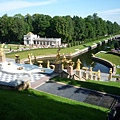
(0, 14, 9, 43)
(64, 16, 74, 43)
(9, 14, 27, 43)
(24, 14, 33, 33)
(73, 16, 85, 42)
(51, 16, 68, 42)
(32, 14, 51, 37)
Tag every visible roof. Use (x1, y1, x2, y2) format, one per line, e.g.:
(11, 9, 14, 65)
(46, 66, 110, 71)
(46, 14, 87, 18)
(27, 32, 34, 36)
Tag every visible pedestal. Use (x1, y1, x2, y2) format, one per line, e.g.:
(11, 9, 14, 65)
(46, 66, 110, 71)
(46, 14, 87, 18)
(76, 70, 81, 78)
(93, 75, 97, 80)
(89, 74, 93, 80)
(83, 71, 88, 79)
(67, 66, 74, 76)
(0, 55, 6, 62)
(15, 58, 20, 63)
(54, 63, 62, 73)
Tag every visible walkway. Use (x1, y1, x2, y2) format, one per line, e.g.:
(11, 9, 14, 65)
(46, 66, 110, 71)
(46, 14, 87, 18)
(36, 81, 120, 109)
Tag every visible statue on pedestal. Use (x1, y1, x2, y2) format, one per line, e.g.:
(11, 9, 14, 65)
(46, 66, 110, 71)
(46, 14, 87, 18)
(89, 67, 93, 80)
(76, 59, 81, 70)
(62, 54, 66, 62)
(0, 43, 6, 62)
(47, 60, 50, 68)
(108, 68, 112, 81)
(55, 47, 61, 64)
(28, 53, 32, 65)
(15, 54, 20, 63)
(97, 70, 101, 81)
(54, 47, 62, 73)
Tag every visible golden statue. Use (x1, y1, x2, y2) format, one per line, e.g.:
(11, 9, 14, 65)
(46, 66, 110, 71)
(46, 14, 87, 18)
(62, 54, 66, 62)
(28, 53, 32, 65)
(76, 59, 81, 70)
(1, 43, 5, 48)
(0, 43, 5, 56)
(55, 47, 61, 63)
(108, 68, 112, 81)
(47, 60, 50, 68)
(0, 43, 6, 62)
(109, 68, 112, 74)
(97, 70, 101, 80)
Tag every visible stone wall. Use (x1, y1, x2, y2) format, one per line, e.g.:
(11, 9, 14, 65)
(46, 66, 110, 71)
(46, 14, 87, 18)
(0, 80, 30, 90)
(92, 56, 116, 74)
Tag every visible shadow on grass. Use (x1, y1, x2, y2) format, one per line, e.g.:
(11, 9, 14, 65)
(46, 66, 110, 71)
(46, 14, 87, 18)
(0, 89, 108, 120)
(51, 77, 120, 96)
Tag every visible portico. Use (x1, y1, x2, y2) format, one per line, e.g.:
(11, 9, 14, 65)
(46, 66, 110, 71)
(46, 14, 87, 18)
(24, 32, 61, 47)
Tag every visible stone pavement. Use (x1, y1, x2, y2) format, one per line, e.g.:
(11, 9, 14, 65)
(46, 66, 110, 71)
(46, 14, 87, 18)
(36, 81, 120, 109)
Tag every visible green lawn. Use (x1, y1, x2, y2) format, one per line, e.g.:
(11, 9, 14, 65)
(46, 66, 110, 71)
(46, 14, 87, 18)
(5, 46, 87, 59)
(51, 77, 120, 96)
(96, 52, 120, 74)
(0, 89, 108, 120)
(5, 37, 111, 59)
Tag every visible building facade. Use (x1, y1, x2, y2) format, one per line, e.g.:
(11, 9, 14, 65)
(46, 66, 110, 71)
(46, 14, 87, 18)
(24, 32, 61, 47)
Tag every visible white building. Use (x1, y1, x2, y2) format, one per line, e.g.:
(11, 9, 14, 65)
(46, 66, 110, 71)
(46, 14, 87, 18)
(24, 32, 61, 47)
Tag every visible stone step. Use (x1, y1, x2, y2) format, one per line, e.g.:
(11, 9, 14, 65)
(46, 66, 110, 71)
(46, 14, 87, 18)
(31, 76, 50, 89)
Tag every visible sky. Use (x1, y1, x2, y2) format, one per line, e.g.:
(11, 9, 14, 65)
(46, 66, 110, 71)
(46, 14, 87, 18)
(0, 0, 120, 24)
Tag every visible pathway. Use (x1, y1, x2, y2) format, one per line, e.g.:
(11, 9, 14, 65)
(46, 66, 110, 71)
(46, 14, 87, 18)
(36, 81, 120, 109)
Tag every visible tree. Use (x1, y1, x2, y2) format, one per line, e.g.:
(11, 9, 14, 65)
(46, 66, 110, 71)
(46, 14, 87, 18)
(73, 16, 85, 42)
(0, 14, 9, 43)
(9, 14, 27, 43)
(24, 14, 33, 33)
(64, 16, 74, 43)
(32, 14, 51, 37)
(51, 16, 68, 42)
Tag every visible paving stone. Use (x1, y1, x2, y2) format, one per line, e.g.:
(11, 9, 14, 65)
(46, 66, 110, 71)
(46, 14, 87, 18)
(84, 92, 103, 105)
(70, 89, 90, 102)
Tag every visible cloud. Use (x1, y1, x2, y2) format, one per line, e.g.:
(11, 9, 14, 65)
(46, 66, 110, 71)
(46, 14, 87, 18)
(97, 8, 120, 24)
(0, 0, 57, 13)
(97, 8, 120, 15)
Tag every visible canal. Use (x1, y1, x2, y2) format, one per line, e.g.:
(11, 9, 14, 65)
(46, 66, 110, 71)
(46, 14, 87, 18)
(42, 39, 117, 73)
(72, 40, 116, 73)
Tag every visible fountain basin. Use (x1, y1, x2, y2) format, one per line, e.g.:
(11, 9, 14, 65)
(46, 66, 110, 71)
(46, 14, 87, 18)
(0, 62, 54, 75)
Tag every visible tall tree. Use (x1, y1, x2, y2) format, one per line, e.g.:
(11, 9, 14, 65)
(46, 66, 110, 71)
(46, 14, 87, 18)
(51, 16, 68, 42)
(64, 16, 74, 42)
(32, 14, 51, 37)
(9, 14, 27, 43)
(0, 14, 9, 43)
(73, 16, 85, 41)
(24, 14, 33, 33)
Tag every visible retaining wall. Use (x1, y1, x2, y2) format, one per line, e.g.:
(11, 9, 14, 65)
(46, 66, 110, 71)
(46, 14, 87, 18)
(91, 56, 116, 75)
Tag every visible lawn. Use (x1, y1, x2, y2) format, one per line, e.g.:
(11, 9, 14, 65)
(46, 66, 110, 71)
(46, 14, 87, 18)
(96, 52, 120, 74)
(0, 89, 108, 120)
(5, 37, 111, 59)
(5, 46, 86, 59)
(51, 77, 120, 96)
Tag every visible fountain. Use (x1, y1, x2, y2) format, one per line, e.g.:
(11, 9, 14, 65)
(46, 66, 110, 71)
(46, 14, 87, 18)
(0, 46, 54, 90)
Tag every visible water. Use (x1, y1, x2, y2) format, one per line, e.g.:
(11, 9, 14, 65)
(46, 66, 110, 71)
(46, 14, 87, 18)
(72, 40, 116, 73)
(42, 40, 116, 73)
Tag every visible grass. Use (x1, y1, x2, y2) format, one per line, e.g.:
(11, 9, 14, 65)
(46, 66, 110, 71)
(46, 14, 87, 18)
(0, 89, 108, 120)
(6, 46, 86, 59)
(96, 52, 120, 74)
(51, 77, 120, 96)
(5, 37, 111, 59)
(82, 38, 107, 46)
